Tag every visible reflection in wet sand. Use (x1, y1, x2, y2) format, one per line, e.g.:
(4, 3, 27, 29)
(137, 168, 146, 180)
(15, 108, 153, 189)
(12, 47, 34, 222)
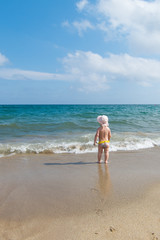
(97, 164, 112, 201)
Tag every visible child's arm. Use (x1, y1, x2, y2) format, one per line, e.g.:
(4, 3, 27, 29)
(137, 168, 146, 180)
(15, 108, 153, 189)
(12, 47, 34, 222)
(108, 128, 111, 141)
(94, 128, 99, 145)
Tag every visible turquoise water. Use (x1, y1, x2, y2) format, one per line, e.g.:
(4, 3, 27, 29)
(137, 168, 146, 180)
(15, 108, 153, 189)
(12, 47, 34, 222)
(0, 104, 160, 157)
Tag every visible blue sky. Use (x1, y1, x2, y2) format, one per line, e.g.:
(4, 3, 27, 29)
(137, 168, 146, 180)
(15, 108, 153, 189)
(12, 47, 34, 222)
(1, 0, 160, 104)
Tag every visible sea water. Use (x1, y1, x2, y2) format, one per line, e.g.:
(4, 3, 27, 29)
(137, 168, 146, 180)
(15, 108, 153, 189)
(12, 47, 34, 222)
(0, 104, 160, 157)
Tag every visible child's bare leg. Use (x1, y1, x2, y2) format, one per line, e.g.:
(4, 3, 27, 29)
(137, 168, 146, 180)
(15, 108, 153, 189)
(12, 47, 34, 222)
(104, 147, 109, 163)
(98, 145, 103, 163)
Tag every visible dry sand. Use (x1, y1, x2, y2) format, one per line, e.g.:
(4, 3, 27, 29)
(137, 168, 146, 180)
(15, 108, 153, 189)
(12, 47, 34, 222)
(0, 148, 160, 239)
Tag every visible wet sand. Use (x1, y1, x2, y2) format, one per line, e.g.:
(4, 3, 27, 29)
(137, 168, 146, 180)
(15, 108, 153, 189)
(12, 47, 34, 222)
(0, 148, 160, 239)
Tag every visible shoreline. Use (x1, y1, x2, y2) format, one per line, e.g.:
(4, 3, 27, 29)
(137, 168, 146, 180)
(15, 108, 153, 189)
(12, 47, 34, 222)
(0, 148, 160, 239)
(0, 145, 159, 158)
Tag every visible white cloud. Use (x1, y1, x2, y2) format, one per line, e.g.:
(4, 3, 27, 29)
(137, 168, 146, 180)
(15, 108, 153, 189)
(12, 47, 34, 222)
(62, 50, 160, 91)
(63, 18, 94, 36)
(1, 50, 160, 92)
(62, 51, 109, 91)
(0, 53, 9, 66)
(96, 0, 160, 30)
(76, 0, 88, 11)
(130, 29, 160, 54)
(62, 20, 70, 27)
(0, 68, 64, 81)
(73, 19, 94, 36)
(76, 0, 160, 54)
(0, 52, 67, 81)
(103, 53, 160, 82)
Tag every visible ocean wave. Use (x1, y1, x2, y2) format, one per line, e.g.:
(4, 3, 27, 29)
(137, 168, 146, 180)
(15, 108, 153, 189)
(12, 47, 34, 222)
(0, 132, 160, 157)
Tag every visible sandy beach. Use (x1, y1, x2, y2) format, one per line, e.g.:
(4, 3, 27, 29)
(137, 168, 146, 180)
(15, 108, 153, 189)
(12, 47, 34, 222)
(0, 148, 160, 240)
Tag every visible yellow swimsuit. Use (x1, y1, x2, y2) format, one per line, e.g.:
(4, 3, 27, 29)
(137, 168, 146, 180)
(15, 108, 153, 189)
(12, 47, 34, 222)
(98, 140, 110, 144)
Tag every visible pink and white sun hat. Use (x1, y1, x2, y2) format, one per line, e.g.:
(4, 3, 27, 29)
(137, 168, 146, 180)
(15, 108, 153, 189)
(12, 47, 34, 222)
(97, 115, 109, 126)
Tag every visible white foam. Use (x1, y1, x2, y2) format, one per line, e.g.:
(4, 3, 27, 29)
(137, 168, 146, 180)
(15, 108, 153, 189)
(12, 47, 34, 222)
(0, 132, 160, 156)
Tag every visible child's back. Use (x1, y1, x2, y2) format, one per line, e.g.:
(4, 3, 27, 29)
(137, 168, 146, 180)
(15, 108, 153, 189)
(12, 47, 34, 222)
(98, 125, 110, 142)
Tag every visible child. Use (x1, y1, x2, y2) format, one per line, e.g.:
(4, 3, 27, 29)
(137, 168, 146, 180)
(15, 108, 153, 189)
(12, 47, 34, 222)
(94, 115, 111, 164)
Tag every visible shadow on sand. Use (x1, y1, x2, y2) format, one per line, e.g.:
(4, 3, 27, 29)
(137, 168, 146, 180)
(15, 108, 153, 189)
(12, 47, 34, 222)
(44, 161, 98, 166)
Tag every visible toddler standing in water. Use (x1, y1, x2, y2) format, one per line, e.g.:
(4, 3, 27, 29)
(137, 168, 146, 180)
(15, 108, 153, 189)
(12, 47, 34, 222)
(94, 115, 111, 164)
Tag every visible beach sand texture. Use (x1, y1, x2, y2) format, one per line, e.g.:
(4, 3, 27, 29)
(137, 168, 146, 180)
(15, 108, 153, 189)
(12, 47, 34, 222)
(0, 148, 160, 240)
